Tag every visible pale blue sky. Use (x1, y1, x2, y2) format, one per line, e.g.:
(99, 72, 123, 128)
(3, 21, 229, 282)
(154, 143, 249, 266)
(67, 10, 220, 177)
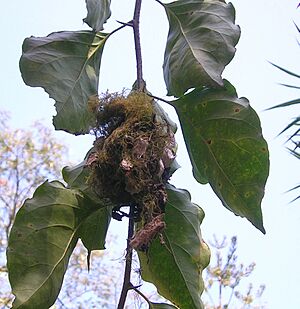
(1, 1, 300, 308)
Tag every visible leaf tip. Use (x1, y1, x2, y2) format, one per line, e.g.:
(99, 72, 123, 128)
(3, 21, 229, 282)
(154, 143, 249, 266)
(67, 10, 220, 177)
(259, 225, 266, 235)
(249, 217, 266, 235)
(87, 250, 91, 272)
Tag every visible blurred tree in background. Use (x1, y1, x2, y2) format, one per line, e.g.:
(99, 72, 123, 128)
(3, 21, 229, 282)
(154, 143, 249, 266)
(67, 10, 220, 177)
(0, 111, 67, 307)
(203, 236, 266, 309)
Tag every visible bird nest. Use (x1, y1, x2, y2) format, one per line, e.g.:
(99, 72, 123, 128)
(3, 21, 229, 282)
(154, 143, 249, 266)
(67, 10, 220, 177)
(87, 92, 176, 250)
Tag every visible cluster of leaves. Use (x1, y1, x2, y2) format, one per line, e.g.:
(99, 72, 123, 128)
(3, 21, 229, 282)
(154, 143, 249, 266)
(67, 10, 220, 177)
(7, 0, 269, 308)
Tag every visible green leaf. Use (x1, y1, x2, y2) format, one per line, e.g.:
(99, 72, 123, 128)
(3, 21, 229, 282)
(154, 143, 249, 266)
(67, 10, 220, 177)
(78, 207, 111, 251)
(63, 160, 90, 191)
(153, 101, 177, 133)
(83, 0, 112, 32)
(172, 81, 269, 233)
(7, 181, 80, 308)
(20, 31, 108, 135)
(77, 198, 112, 271)
(62, 152, 95, 194)
(62, 157, 115, 251)
(162, 0, 240, 97)
(7, 181, 110, 308)
(149, 302, 178, 309)
(62, 153, 113, 202)
(62, 159, 99, 204)
(138, 185, 210, 309)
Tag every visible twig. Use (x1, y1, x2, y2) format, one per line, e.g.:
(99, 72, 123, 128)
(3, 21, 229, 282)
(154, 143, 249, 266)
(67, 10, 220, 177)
(117, 206, 135, 308)
(116, 20, 133, 28)
(117, 1, 144, 307)
(148, 94, 174, 106)
(56, 298, 68, 309)
(154, 0, 164, 7)
(130, 284, 151, 305)
(227, 286, 236, 307)
(205, 287, 216, 308)
(109, 23, 129, 38)
(132, 0, 144, 90)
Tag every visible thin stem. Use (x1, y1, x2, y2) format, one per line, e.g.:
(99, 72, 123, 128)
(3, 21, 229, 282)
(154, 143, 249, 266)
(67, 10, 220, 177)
(117, 207, 135, 309)
(116, 20, 133, 28)
(205, 288, 216, 308)
(148, 94, 174, 106)
(132, 0, 144, 90)
(56, 298, 68, 309)
(109, 23, 130, 38)
(117, 1, 144, 307)
(154, 0, 164, 7)
(218, 278, 222, 308)
(130, 284, 151, 305)
(227, 286, 236, 307)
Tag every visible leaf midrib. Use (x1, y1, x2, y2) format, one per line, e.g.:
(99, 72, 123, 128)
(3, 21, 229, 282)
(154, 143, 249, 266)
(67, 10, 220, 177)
(25, 32, 106, 116)
(166, 3, 231, 71)
(164, 230, 200, 308)
(17, 216, 84, 307)
(164, 198, 202, 308)
(189, 118, 255, 216)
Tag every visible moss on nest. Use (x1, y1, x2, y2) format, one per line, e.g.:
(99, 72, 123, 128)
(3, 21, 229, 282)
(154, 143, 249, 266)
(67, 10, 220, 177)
(88, 92, 176, 248)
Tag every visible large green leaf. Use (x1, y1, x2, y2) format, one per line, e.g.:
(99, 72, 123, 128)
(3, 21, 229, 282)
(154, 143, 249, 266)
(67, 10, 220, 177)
(62, 158, 115, 251)
(78, 207, 111, 251)
(20, 31, 108, 134)
(172, 81, 269, 233)
(7, 181, 109, 308)
(162, 0, 240, 97)
(77, 196, 112, 270)
(83, 0, 112, 32)
(138, 185, 210, 309)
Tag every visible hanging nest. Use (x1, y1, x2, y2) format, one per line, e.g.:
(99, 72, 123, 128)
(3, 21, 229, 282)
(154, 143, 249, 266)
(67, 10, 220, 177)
(87, 92, 177, 249)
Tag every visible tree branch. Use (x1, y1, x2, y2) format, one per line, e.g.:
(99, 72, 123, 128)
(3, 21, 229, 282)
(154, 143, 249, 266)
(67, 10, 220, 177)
(132, 0, 144, 90)
(117, 1, 144, 307)
(117, 206, 135, 309)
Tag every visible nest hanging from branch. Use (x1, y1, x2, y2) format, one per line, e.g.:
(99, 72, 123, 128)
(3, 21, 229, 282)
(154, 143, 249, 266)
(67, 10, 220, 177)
(88, 92, 176, 249)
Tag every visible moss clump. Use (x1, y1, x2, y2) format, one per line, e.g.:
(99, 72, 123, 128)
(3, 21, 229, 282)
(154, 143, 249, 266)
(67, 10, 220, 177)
(88, 92, 176, 244)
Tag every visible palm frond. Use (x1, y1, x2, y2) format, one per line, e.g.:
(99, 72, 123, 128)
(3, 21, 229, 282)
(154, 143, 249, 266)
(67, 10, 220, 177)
(279, 117, 300, 136)
(278, 83, 300, 90)
(294, 21, 300, 33)
(270, 58, 300, 202)
(269, 62, 300, 79)
(288, 186, 300, 203)
(288, 145, 300, 158)
(267, 98, 300, 110)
